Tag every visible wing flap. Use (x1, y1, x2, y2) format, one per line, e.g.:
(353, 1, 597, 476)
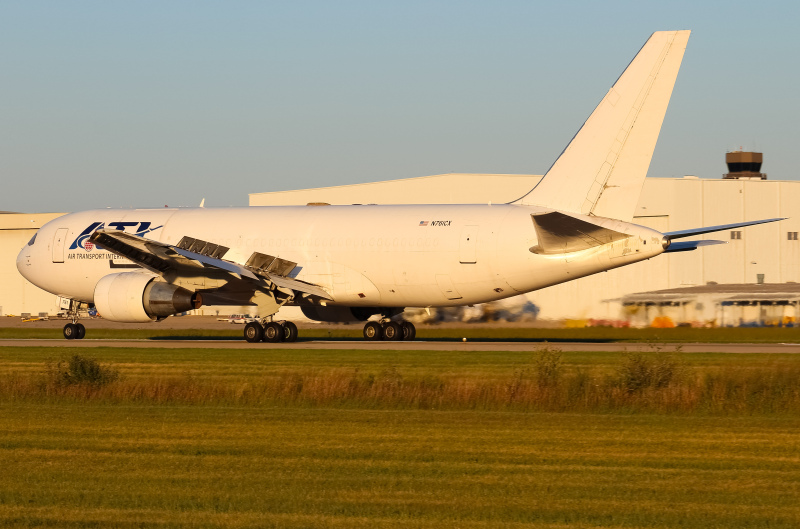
(269, 275, 331, 300)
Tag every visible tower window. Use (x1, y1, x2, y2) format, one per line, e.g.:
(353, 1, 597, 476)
(731, 231, 742, 240)
(789, 232, 798, 241)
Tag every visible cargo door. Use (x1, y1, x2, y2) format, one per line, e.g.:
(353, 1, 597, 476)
(52, 228, 68, 263)
(459, 225, 478, 264)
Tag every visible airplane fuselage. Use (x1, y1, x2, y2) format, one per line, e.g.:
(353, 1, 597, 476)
(17, 204, 665, 310)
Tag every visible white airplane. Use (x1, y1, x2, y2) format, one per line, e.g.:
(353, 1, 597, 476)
(15, 30, 781, 342)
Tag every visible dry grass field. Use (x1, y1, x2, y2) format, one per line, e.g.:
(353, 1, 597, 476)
(2, 344, 800, 527)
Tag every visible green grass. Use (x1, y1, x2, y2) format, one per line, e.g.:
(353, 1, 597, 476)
(3, 346, 800, 414)
(1, 404, 799, 528)
(3, 346, 800, 527)
(4, 325, 800, 342)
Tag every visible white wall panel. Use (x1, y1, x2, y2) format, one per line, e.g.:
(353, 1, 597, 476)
(702, 180, 745, 284)
(779, 182, 800, 283)
(742, 181, 781, 284)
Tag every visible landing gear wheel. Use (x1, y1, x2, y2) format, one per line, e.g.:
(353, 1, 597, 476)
(63, 323, 77, 340)
(401, 321, 416, 341)
(363, 321, 383, 341)
(244, 322, 264, 343)
(263, 322, 284, 343)
(382, 321, 402, 341)
(75, 323, 86, 340)
(282, 321, 298, 343)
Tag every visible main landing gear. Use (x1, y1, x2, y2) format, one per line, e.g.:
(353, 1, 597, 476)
(244, 320, 299, 343)
(363, 320, 416, 341)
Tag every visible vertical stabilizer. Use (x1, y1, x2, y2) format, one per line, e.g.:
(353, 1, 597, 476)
(514, 30, 690, 221)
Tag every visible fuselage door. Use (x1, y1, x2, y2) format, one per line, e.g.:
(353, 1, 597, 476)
(459, 225, 478, 264)
(52, 228, 68, 263)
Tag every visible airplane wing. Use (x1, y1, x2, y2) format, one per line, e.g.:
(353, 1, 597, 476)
(89, 230, 332, 300)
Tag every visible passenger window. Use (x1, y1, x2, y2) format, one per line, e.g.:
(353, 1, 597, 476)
(27, 233, 37, 246)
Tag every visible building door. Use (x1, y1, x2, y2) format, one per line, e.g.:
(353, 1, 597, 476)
(459, 225, 478, 264)
(52, 228, 68, 263)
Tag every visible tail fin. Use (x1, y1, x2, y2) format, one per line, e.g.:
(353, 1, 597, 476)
(513, 30, 690, 221)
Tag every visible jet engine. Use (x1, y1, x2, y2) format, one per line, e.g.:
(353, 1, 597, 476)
(301, 305, 381, 323)
(93, 272, 202, 323)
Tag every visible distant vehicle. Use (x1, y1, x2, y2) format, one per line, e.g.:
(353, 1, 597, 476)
(228, 314, 258, 324)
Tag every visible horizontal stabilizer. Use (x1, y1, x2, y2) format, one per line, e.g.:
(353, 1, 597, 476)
(665, 218, 785, 240)
(664, 240, 725, 253)
(529, 211, 631, 255)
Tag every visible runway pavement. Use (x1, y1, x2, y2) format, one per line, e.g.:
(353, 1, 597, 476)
(2, 338, 800, 353)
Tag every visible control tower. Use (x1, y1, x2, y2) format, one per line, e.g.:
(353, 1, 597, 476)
(723, 151, 766, 180)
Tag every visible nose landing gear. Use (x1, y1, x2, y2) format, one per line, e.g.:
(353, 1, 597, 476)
(62, 299, 87, 340)
(63, 322, 86, 340)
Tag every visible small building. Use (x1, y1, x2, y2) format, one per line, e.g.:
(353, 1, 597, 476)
(619, 283, 800, 327)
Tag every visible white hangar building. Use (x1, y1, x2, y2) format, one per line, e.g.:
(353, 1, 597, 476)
(3, 167, 799, 323)
(0, 212, 66, 316)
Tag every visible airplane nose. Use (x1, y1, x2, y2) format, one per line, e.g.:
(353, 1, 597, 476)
(16, 246, 31, 280)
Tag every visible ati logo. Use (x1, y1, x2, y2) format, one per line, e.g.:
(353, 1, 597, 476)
(69, 222, 163, 251)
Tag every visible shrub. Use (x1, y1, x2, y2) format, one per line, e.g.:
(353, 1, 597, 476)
(46, 355, 119, 387)
(617, 350, 685, 393)
(533, 347, 562, 388)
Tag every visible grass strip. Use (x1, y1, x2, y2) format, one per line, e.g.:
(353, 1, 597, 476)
(1, 404, 799, 528)
(3, 346, 800, 415)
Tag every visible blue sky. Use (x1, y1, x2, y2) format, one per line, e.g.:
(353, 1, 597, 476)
(2, 1, 798, 211)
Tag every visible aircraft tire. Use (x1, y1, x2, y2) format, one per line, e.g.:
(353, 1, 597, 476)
(263, 322, 284, 343)
(382, 321, 402, 341)
(76, 323, 86, 340)
(401, 321, 416, 341)
(282, 321, 298, 343)
(363, 321, 383, 341)
(63, 323, 77, 340)
(244, 322, 264, 343)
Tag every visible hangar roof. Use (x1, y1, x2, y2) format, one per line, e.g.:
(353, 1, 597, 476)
(619, 283, 800, 305)
(249, 173, 542, 206)
(0, 212, 66, 230)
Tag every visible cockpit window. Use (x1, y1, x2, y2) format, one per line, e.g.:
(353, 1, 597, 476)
(27, 233, 37, 246)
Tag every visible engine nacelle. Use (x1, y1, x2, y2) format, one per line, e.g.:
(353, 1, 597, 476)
(301, 305, 381, 323)
(94, 272, 202, 323)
